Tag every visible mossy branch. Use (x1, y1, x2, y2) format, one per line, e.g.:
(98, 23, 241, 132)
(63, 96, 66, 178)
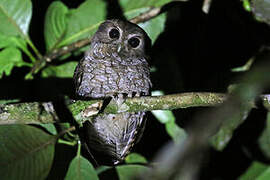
(0, 92, 269, 125)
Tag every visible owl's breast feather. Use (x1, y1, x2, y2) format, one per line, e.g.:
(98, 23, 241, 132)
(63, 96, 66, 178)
(76, 55, 151, 98)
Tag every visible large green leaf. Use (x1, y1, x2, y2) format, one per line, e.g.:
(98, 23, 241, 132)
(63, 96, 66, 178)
(258, 112, 270, 159)
(0, 33, 26, 49)
(0, 33, 32, 60)
(125, 153, 147, 164)
(44, 1, 69, 51)
(116, 164, 149, 180)
(41, 61, 77, 78)
(0, 125, 55, 180)
(65, 155, 99, 180)
(0, 0, 32, 37)
(0, 47, 27, 77)
(58, 0, 106, 47)
(39, 124, 57, 135)
(139, 13, 166, 43)
(210, 106, 251, 151)
(257, 167, 270, 180)
(239, 161, 268, 180)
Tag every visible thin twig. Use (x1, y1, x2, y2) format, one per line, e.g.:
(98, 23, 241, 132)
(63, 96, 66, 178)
(57, 126, 76, 138)
(130, 7, 161, 24)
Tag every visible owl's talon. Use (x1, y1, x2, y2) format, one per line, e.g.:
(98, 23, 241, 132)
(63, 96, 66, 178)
(113, 93, 127, 107)
(128, 92, 133, 98)
(128, 92, 140, 98)
(135, 92, 141, 97)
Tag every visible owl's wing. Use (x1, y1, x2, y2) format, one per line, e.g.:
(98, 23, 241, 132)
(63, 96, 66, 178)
(119, 111, 146, 157)
(73, 61, 84, 94)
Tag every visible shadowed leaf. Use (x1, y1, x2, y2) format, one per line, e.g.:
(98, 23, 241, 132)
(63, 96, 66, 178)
(0, 125, 55, 180)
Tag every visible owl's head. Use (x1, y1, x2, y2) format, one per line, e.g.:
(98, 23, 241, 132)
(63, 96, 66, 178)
(91, 19, 151, 57)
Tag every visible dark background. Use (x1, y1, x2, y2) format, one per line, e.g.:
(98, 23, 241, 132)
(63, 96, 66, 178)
(1, 0, 270, 179)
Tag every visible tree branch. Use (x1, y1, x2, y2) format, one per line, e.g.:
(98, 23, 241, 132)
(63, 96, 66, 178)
(130, 7, 161, 24)
(0, 92, 269, 125)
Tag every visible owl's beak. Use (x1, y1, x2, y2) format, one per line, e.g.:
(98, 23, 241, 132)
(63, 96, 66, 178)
(117, 44, 122, 53)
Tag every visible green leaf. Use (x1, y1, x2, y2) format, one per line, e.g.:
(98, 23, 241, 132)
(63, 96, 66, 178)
(210, 108, 251, 151)
(41, 61, 77, 78)
(125, 153, 147, 164)
(96, 166, 111, 175)
(257, 167, 270, 180)
(0, 33, 33, 61)
(0, 125, 55, 180)
(58, 0, 106, 47)
(122, 0, 170, 43)
(139, 13, 166, 43)
(0, 33, 25, 48)
(44, 1, 69, 51)
(0, 0, 32, 37)
(116, 164, 150, 180)
(239, 161, 268, 180)
(258, 112, 270, 159)
(120, 0, 172, 12)
(165, 120, 187, 143)
(152, 110, 187, 143)
(243, 0, 251, 12)
(151, 91, 187, 143)
(39, 124, 57, 135)
(116, 164, 149, 180)
(231, 57, 254, 72)
(152, 110, 173, 124)
(65, 155, 99, 180)
(0, 47, 26, 77)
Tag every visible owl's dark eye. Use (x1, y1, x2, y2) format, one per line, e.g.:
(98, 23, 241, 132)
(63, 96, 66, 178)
(109, 28, 120, 39)
(128, 37, 140, 48)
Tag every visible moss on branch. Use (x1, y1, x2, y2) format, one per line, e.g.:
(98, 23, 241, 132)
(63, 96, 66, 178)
(0, 92, 269, 125)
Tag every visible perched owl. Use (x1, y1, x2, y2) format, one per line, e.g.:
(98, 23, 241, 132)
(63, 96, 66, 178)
(73, 19, 152, 164)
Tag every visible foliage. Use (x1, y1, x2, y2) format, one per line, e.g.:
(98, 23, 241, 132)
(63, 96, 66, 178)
(0, 0, 270, 179)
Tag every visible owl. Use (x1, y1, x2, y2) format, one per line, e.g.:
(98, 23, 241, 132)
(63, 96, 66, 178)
(73, 19, 152, 164)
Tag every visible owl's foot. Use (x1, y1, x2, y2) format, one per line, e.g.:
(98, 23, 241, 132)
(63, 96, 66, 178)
(113, 93, 127, 107)
(127, 92, 141, 98)
(113, 92, 141, 107)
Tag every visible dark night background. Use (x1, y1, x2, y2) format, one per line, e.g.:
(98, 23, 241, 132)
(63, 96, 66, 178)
(1, 0, 270, 179)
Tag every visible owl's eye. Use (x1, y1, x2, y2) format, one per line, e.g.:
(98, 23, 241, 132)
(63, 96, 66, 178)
(109, 28, 120, 39)
(128, 37, 140, 48)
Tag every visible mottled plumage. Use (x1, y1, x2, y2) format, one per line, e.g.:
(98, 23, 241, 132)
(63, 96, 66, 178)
(73, 19, 151, 164)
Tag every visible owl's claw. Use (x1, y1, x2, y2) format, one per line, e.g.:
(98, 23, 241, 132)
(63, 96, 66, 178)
(128, 92, 133, 98)
(113, 93, 126, 107)
(113, 91, 141, 107)
(128, 92, 141, 98)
